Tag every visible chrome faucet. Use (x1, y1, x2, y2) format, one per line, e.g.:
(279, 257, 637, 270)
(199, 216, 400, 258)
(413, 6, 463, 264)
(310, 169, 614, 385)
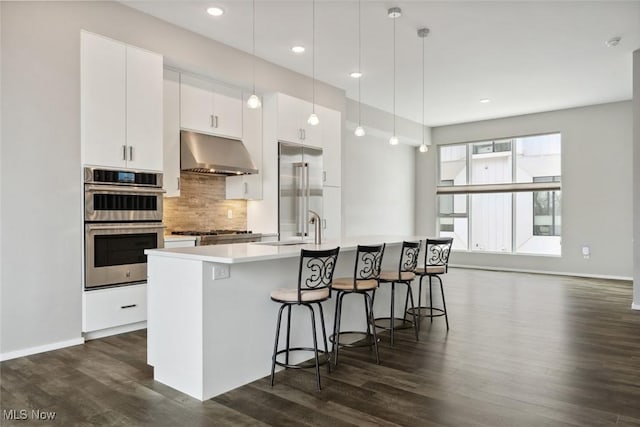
(309, 210, 322, 245)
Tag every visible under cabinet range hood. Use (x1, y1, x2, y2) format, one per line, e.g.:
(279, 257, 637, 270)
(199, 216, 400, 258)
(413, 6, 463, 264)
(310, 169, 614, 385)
(180, 130, 258, 175)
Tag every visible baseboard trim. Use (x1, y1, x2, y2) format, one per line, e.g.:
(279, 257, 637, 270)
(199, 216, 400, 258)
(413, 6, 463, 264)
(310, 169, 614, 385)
(632, 303, 640, 311)
(449, 264, 632, 282)
(0, 337, 85, 362)
(84, 321, 146, 341)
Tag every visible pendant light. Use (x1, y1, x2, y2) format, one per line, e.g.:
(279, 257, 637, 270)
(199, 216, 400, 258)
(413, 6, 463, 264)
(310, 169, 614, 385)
(354, 0, 365, 137)
(388, 7, 401, 145)
(247, 0, 261, 109)
(307, 0, 319, 126)
(418, 28, 429, 153)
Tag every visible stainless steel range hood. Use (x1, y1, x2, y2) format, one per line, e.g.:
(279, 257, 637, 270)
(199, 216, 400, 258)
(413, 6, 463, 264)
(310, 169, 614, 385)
(180, 130, 258, 175)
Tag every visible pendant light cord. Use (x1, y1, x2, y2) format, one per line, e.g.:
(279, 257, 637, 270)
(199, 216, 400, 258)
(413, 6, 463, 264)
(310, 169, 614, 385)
(393, 12, 396, 137)
(312, 0, 316, 113)
(358, 0, 361, 126)
(422, 32, 425, 145)
(252, 0, 256, 95)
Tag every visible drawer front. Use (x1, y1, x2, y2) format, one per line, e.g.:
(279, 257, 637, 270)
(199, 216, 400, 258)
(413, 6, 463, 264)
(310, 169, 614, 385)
(84, 284, 147, 332)
(164, 239, 196, 248)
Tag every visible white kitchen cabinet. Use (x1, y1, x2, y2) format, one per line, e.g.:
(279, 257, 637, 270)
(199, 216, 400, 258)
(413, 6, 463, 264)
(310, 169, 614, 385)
(318, 106, 342, 187)
(276, 93, 320, 147)
(83, 283, 147, 333)
(126, 45, 163, 171)
(226, 93, 263, 200)
(81, 31, 163, 171)
(322, 186, 342, 241)
(180, 74, 243, 140)
(163, 69, 181, 197)
(81, 31, 126, 168)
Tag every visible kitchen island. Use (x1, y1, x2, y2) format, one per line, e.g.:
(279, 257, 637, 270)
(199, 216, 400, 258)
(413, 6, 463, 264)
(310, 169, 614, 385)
(145, 236, 426, 401)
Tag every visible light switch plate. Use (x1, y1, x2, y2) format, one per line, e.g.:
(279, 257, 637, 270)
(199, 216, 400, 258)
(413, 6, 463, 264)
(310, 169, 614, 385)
(581, 245, 590, 259)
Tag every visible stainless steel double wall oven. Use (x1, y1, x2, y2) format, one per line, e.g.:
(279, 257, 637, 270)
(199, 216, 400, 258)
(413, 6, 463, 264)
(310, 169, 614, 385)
(84, 167, 165, 289)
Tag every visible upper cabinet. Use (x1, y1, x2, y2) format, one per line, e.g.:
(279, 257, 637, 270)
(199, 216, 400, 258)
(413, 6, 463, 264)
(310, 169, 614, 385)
(81, 31, 163, 171)
(276, 93, 321, 147)
(317, 105, 342, 187)
(226, 93, 263, 200)
(180, 74, 243, 140)
(272, 93, 340, 186)
(163, 69, 181, 197)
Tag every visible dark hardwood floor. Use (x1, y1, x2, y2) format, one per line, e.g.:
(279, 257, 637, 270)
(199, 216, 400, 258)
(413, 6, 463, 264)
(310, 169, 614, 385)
(2, 269, 640, 426)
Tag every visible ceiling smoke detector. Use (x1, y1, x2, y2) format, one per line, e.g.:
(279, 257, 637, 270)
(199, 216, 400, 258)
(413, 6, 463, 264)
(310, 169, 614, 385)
(605, 36, 621, 47)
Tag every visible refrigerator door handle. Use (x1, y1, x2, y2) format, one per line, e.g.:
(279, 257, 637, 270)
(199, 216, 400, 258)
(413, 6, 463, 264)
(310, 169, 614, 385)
(295, 162, 305, 236)
(305, 162, 310, 237)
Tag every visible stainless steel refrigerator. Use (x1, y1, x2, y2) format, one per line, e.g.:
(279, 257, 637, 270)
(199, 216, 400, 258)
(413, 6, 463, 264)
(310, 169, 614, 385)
(279, 142, 323, 242)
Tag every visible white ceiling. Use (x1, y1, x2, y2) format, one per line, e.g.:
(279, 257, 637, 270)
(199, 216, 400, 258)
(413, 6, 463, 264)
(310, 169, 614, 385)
(125, 1, 640, 126)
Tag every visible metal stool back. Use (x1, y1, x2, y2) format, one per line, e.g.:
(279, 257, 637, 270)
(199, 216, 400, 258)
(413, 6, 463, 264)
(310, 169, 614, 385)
(374, 241, 421, 346)
(411, 238, 453, 330)
(270, 247, 340, 391)
(331, 244, 385, 366)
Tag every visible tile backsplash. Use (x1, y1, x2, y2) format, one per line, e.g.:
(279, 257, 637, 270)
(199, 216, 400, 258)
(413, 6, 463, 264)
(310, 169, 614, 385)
(163, 172, 247, 232)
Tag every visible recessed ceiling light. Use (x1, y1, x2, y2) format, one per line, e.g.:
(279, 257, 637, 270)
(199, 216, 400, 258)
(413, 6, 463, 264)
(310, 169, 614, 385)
(479, 98, 491, 104)
(350, 71, 363, 78)
(206, 7, 224, 17)
(291, 46, 305, 54)
(605, 36, 621, 47)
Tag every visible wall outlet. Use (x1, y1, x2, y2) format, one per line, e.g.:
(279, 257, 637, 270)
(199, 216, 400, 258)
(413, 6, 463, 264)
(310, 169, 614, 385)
(227, 209, 233, 219)
(212, 264, 230, 280)
(581, 245, 590, 259)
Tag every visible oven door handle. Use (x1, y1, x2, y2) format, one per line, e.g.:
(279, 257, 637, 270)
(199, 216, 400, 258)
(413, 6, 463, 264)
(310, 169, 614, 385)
(86, 224, 166, 231)
(84, 185, 166, 195)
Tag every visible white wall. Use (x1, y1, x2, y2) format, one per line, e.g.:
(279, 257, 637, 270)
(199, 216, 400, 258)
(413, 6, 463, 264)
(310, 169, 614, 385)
(0, 1, 347, 357)
(343, 132, 415, 236)
(417, 101, 634, 279)
(633, 49, 640, 308)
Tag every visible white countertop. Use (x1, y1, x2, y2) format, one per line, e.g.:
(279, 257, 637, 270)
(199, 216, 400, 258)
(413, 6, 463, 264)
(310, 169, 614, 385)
(146, 235, 428, 264)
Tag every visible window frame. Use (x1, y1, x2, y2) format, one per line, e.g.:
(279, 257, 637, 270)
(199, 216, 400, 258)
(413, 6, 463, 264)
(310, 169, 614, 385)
(437, 133, 562, 255)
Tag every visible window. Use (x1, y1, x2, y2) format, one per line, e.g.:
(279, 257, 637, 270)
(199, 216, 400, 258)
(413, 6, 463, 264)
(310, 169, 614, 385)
(437, 133, 561, 255)
(533, 176, 561, 236)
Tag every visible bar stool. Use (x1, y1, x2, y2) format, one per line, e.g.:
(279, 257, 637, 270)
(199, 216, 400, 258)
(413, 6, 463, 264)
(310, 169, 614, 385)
(409, 238, 453, 330)
(373, 241, 420, 346)
(330, 244, 385, 367)
(270, 247, 340, 391)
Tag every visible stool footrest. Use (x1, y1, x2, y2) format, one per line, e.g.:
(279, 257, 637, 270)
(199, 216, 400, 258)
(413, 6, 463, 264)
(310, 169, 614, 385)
(407, 306, 446, 318)
(273, 347, 330, 369)
(330, 331, 379, 348)
(373, 316, 415, 330)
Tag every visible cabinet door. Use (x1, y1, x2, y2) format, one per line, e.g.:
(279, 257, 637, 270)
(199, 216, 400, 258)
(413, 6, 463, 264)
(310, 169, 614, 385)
(322, 186, 342, 241)
(126, 45, 163, 171)
(318, 106, 342, 186)
(81, 31, 126, 168)
(180, 74, 214, 133)
(212, 83, 243, 139)
(276, 93, 303, 144)
(163, 69, 181, 197)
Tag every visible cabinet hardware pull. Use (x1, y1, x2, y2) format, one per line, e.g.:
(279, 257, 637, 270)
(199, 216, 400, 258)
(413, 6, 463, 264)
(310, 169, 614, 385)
(177, 177, 181, 190)
(215, 115, 219, 128)
(323, 219, 327, 229)
(122, 145, 127, 161)
(210, 115, 215, 127)
(129, 146, 133, 161)
(121, 304, 137, 309)
(302, 129, 306, 140)
(323, 171, 327, 182)
(244, 182, 248, 195)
